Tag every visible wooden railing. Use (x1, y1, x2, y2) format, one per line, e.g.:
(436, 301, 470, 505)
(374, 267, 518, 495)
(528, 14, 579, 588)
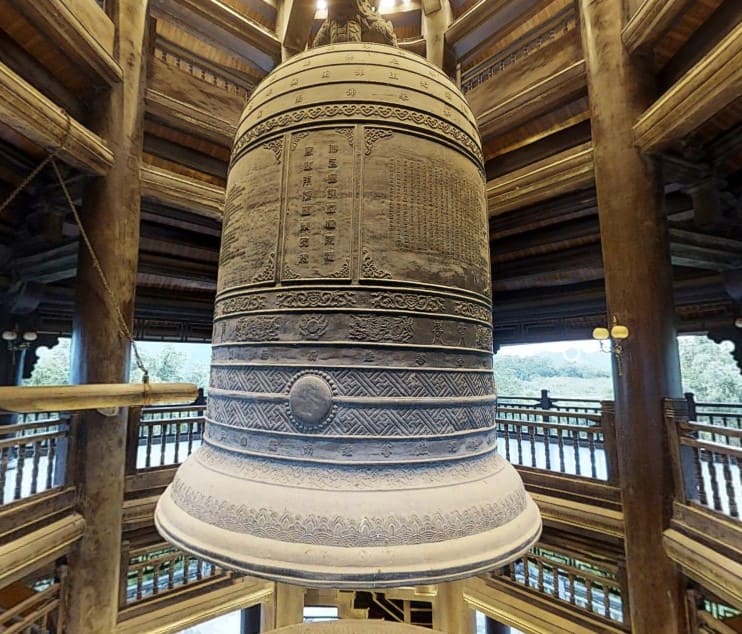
(687, 589, 742, 634)
(496, 402, 618, 482)
(0, 573, 66, 634)
(121, 542, 226, 607)
(685, 393, 742, 432)
(666, 399, 741, 520)
(498, 545, 629, 629)
(127, 404, 205, 472)
(0, 414, 70, 506)
(498, 391, 603, 415)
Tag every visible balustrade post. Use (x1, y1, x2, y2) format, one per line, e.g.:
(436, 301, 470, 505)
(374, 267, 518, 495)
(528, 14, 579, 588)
(242, 604, 262, 634)
(540, 389, 552, 422)
(600, 401, 619, 483)
(125, 406, 142, 475)
(684, 392, 697, 421)
(119, 540, 131, 610)
(685, 590, 702, 633)
(51, 415, 69, 488)
(664, 398, 699, 504)
(617, 561, 631, 627)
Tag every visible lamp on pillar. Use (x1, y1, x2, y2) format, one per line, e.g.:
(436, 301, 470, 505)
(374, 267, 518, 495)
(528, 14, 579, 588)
(592, 316, 630, 376)
(2, 325, 38, 385)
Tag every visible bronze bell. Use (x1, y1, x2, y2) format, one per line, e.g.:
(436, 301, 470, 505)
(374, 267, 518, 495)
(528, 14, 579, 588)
(155, 39, 541, 587)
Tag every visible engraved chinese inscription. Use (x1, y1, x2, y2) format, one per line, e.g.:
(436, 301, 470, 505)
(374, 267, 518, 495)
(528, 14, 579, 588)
(218, 146, 282, 292)
(387, 157, 483, 266)
(282, 130, 353, 279)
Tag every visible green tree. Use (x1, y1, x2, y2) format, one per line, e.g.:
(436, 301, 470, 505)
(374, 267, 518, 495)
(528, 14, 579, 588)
(28, 340, 211, 390)
(678, 336, 742, 402)
(130, 345, 186, 383)
(26, 339, 71, 385)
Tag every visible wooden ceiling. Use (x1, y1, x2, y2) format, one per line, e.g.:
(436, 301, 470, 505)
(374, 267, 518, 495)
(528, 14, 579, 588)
(0, 0, 739, 345)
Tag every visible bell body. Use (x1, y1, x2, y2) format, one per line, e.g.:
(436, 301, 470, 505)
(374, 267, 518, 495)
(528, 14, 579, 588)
(155, 42, 541, 587)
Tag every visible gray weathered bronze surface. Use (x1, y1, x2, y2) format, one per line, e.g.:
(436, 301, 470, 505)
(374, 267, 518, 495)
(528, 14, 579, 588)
(155, 42, 541, 587)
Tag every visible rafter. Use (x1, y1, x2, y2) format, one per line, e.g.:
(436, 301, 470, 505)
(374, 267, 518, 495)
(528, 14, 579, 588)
(7, 0, 122, 84)
(151, 0, 281, 73)
(487, 143, 594, 216)
(140, 164, 225, 220)
(622, 0, 693, 55)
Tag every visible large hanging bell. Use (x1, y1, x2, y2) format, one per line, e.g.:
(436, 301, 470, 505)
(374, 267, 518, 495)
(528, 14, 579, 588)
(155, 42, 541, 587)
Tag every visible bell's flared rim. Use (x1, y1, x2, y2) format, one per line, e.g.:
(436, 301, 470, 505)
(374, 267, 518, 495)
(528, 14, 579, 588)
(155, 486, 542, 588)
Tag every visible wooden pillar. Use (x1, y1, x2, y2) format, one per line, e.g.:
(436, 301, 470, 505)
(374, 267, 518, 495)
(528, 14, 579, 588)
(64, 1, 148, 632)
(433, 581, 476, 634)
(577, 1, 687, 633)
(0, 348, 16, 387)
(422, 0, 452, 69)
(273, 582, 305, 628)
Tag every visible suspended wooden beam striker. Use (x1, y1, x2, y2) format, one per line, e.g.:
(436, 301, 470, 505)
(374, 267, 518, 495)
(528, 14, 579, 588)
(0, 383, 198, 413)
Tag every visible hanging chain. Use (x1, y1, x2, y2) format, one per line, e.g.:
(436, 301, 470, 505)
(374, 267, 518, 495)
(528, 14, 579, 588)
(0, 112, 150, 386)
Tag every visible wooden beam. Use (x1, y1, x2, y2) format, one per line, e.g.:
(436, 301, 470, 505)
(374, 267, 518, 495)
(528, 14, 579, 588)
(446, 0, 542, 59)
(465, 23, 583, 128)
(664, 528, 742, 611)
(529, 492, 624, 540)
(490, 190, 597, 240)
(622, 0, 693, 55)
(0, 29, 83, 120)
(139, 236, 218, 263)
(8, 0, 122, 84)
(492, 231, 601, 264)
(143, 135, 227, 179)
(0, 61, 113, 175)
(492, 258, 604, 292)
(0, 514, 85, 588)
(532, 488, 624, 539)
(155, 35, 258, 94)
(151, 0, 281, 73)
(477, 60, 586, 140)
(140, 164, 225, 220)
(13, 242, 78, 284)
(116, 577, 274, 634)
(0, 382, 198, 413)
(148, 56, 245, 137)
(137, 271, 218, 292)
(487, 142, 594, 216)
(145, 89, 236, 146)
(0, 487, 77, 540)
(633, 21, 742, 153)
(669, 228, 742, 271)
